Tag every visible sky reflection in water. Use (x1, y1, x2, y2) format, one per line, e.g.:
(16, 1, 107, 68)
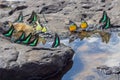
(62, 33, 120, 80)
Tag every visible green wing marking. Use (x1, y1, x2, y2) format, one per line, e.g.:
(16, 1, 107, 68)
(29, 36, 39, 46)
(52, 33, 60, 48)
(99, 11, 108, 23)
(14, 12, 23, 22)
(27, 11, 38, 23)
(54, 37, 59, 47)
(104, 18, 111, 29)
(33, 13, 37, 22)
(22, 33, 32, 44)
(3, 25, 14, 37)
(14, 32, 25, 43)
(27, 11, 34, 21)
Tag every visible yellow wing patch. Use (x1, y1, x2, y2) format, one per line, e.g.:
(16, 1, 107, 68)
(41, 26, 47, 33)
(35, 21, 43, 31)
(80, 21, 88, 29)
(69, 25, 77, 32)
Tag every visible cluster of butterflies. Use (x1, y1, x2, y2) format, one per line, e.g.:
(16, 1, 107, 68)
(68, 11, 111, 32)
(2, 11, 60, 48)
(14, 11, 47, 33)
(2, 10, 111, 47)
(68, 19, 88, 32)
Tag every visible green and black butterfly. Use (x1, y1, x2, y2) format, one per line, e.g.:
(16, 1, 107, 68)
(27, 11, 38, 24)
(29, 35, 39, 46)
(99, 11, 108, 23)
(27, 11, 34, 22)
(99, 11, 111, 29)
(103, 17, 111, 29)
(52, 33, 60, 48)
(14, 31, 26, 43)
(14, 12, 24, 23)
(3, 25, 15, 37)
(22, 33, 32, 44)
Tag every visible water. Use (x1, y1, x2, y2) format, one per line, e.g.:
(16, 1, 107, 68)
(61, 39, 84, 80)
(61, 33, 120, 80)
(62, 54, 84, 80)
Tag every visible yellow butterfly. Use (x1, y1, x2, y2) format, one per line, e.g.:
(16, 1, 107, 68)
(69, 21, 77, 32)
(41, 26, 47, 33)
(80, 21, 88, 29)
(35, 21, 43, 31)
(34, 21, 47, 33)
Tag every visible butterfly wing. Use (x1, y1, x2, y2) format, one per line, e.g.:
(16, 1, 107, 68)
(3, 25, 15, 37)
(52, 33, 60, 48)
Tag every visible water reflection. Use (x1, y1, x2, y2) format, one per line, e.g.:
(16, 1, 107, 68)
(62, 54, 84, 80)
(69, 30, 111, 44)
(62, 32, 120, 80)
(61, 39, 84, 80)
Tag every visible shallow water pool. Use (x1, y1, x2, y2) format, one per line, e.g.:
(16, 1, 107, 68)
(61, 33, 120, 80)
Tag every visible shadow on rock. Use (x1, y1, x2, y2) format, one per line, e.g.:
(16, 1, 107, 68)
(0, 61, 73, 80)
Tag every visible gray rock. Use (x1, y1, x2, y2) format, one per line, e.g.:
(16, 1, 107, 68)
(9, 5, 28, 15)
(0, 4, 9, 8)
(112, 66, 120, 74)
(97, 65, 110, 70)
(1, 0, 120, 33)
(0, 35, 74, 80)
(40, 1, 67, 14)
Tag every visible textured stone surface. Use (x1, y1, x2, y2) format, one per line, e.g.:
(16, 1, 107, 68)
(0, 34, 74, 80)
(1, 0, 120, 33)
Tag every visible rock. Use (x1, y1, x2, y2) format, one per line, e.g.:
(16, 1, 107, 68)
(1, 0, 120, 33)
(101, 0, 105, 2)
(40, 1, 66, 14)
(96, 65, 120, 80)
(0, 35, 74, 80)
(0, 4, 9, 8)
(105, 69, 112, 75)
(97, 65, 110, 70)
(112, 66, 120, 74)
(9, 5, 28, 15)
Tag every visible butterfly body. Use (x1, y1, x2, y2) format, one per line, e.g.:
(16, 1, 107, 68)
(14, 31, 26, 43)
(69, 21, 77, 32)
(35, 21, 43, 31)
(99, 11, 108, 23)
(22, 33, 32, 44)
(27, 11, 38, 24)
(29, 35, 39, 46)
(80, 21, 88, 29)
(52, 33, 60, 48)
(14, 12, 24, 23)
(103, 17, 111, 29)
